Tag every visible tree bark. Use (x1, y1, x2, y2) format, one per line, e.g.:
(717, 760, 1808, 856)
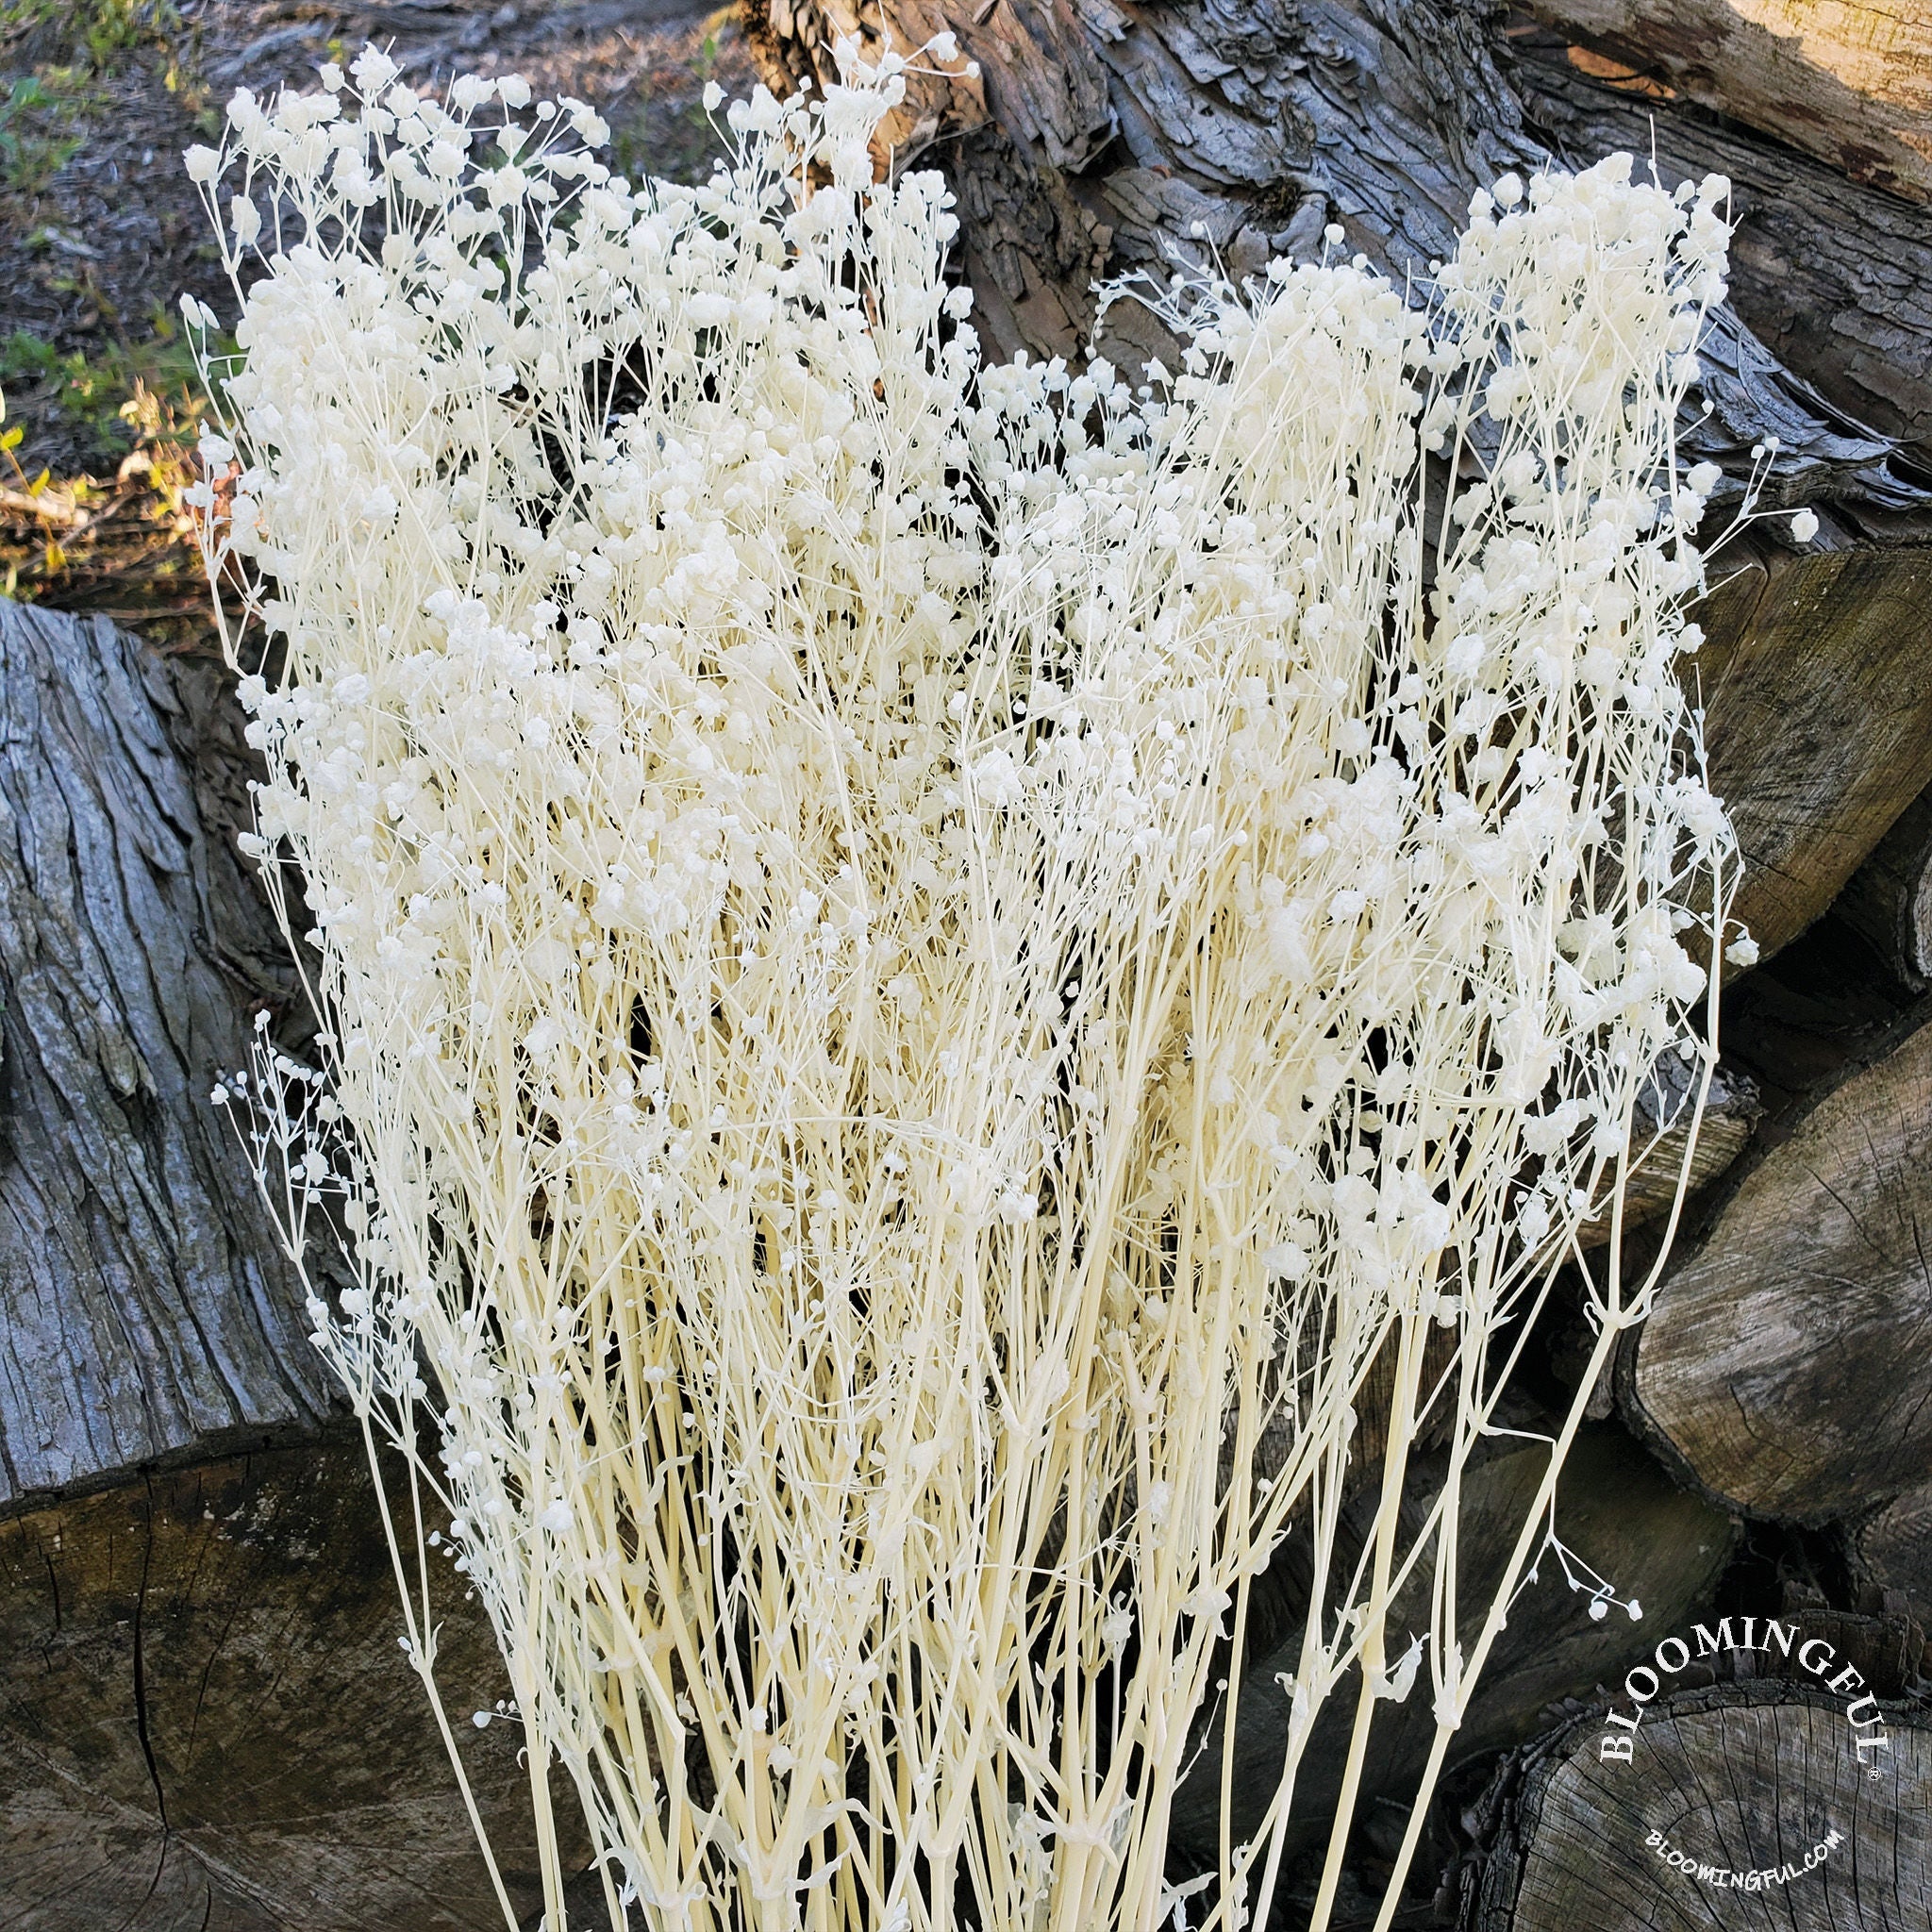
(1507, 16, 1932, 464)
(0, 599, 339, 1507)
(0, 602, 577, 1928)
(1622, 1015, 1932, 1524)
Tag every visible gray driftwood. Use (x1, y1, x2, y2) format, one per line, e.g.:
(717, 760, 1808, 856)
(1623, 1016, 1932, 1524)
(1853, 1483, 1932, 1626)
(0, 599, 332, 1506)
(1578, 1055, 1759, 1249)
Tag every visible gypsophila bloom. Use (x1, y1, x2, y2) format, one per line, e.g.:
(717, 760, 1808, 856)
(190, 45, 1744, 1932)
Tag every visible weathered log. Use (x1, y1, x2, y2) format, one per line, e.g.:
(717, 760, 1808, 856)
(1690, 537, 1932, 962)
(1464, 1684, 1932, 1930)
(1521, 1, 1932, 205)
(1507, 18, 1932, 464)
(0, 1439, 581, 1932)
(751, 0, 1932, 525)
(0, 599, 334, 1507)
(1623, 1015, 1932, 1524)
(0, 602, 571, 1925)
(1171, 1424, 1736, 1869)
(1839, 789, 1932, 991)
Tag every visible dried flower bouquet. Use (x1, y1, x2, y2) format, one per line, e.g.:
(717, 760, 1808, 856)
(191, 42, 1741, 1932)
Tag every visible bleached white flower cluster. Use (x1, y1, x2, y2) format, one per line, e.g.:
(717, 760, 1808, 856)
(191, 44, 1740, 1932)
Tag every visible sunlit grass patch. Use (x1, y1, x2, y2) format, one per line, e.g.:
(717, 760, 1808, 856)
(0, 317, 228, 642)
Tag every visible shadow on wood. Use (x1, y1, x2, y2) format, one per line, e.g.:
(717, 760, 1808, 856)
(1624, 1017, 1932, 1524)
(0, 1436, 584, 1930)
(1520, 1, 1932, 205)
(1171, 1425, 1735, 1872)
(1840, 788, 1932, 991)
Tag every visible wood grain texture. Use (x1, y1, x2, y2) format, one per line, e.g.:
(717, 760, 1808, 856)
(0, 599, 336, 1509)
(1625, 1017, 1932, 1524)
(750, 0, 1932, 525)
(1839, 790, 1932, 991)
(1172, 1425, 1735, 1866)
(1523, 1, 1932, 203)
(1468, 1688, 1932, 1931)
(0, 1438, 582, 1931)
(1690, 541, 1932, 962)
(1852, 1481, 1932, 1623)
(1509, 25, 1932, 464)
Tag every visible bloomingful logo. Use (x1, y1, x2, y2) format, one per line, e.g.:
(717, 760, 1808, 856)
(1599, 1614, 1885, 1890)
(1598, 1614, 1890, 1772)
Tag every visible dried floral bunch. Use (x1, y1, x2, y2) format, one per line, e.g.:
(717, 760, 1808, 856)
(190, 42, 1741, 1932)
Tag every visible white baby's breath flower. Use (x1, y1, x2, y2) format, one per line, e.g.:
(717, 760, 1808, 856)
(184, 49, 1740, 1932)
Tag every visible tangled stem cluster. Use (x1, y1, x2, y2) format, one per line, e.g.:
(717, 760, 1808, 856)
(192, 42, 1741, 1932)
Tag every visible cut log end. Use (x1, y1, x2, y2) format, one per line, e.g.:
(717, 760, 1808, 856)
(0, 1439, 584, 1930)
(1466, 1686, 1932, 1930)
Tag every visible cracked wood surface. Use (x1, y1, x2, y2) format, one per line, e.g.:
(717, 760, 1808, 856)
(1520, 1, 1932, 205)
(1623, 1016, 1932, 1525)
(1690, 537, 1932, 963)
(0, 600, 336, 1510)
(751, 0, 1932, 527)
(1469, 1688, 1932, 1930)
(0, 1439, 579, 1930)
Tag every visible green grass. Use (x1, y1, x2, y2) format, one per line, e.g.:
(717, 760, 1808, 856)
(0, 73, 85, 192)
(0, 320, 215, 461)
(2, 0, 177, 74)
(0, 0, 188, 193)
